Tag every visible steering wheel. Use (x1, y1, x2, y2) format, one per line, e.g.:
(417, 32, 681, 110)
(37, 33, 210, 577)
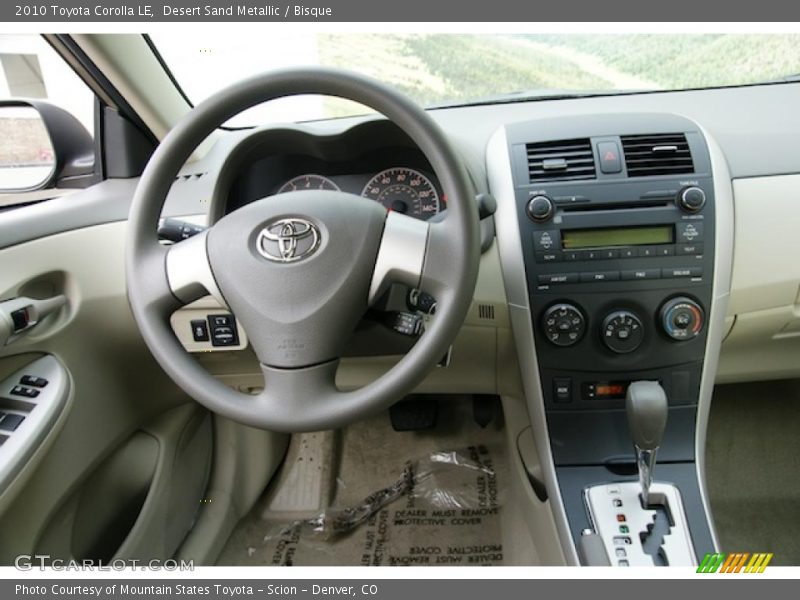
(126, 68, 480, 432)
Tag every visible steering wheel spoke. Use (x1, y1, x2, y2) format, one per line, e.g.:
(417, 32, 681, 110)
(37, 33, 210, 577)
(257, 361, 341, 429)
(165, 231, 226, 306)
(368, 211, 429, 305)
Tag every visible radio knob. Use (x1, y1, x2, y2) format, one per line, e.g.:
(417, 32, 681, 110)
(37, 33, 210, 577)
(660, 297, 704, 341)
(542, 303, 586, 347)
(527, 195, 554, 222)
(601, 310, 644, 354)
(678, 186, 706, 213)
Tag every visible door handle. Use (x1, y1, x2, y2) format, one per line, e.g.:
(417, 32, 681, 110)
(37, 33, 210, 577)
(0, 295, 67, 345)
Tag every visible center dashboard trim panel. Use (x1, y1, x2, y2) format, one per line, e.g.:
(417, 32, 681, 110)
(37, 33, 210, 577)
(487, 125, 580, 564)
(487, 115, 732, 565)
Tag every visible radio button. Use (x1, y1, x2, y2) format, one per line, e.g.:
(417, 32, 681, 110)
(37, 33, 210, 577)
(536, 252, 562, 263)
(537, 273, 578, 285)
(563, 250, 581, 261)
(621, 269, 661, 281)
(533, 230, 560, 252)
(677, 222, 704, 243)
(620, 248, 636, 259)
(638, 246, 657, 258)
(677, 243, 704, 256)
(656, 246, 675, 257)
(580, 271, 620, 283)
(599, 248, 620, 260)
(663, 267, 703, 279)
(580, 249, 601, 261)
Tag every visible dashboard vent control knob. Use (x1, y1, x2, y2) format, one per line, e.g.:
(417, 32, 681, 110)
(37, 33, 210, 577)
(541, 303, 586, 347)
(527, 195, 555, 222)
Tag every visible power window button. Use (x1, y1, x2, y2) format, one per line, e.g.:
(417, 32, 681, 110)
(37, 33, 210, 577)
(10, 385, 39, 399)
(20, 375, 48, 388)
(0, 413, 25, 431)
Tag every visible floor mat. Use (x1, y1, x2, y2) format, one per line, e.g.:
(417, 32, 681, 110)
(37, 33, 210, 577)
(706, 379, 800, 565)
(217, 400, 508, 566)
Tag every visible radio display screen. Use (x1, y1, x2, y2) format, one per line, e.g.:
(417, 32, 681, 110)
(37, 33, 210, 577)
(562, 225, 674, 249)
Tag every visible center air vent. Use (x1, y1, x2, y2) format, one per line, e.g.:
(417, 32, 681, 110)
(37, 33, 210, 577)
(526, 138, 596, 183)
(621, 133, 694, 177)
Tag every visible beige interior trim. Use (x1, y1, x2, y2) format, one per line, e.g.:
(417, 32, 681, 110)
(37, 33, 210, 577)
(70, 34, 190, 141)
(718, 173, 800, 383)
(0, 189, 76, 209)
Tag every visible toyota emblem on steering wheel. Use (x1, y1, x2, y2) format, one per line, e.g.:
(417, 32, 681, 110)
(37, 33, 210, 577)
(256, 218, 321, 263)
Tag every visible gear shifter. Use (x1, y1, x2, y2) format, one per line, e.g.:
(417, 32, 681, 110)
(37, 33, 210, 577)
(625, 381, 668, 507)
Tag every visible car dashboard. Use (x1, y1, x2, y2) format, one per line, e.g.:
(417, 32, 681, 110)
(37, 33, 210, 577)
(218, 121, 444, 222)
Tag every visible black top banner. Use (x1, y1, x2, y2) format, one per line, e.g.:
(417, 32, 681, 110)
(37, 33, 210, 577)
(4, 0, 800, 22)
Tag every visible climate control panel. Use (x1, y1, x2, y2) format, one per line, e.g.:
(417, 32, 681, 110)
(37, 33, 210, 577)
(540, 296, 705, 353)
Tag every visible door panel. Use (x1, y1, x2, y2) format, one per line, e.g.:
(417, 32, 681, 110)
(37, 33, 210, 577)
(0, 219, 208, 563)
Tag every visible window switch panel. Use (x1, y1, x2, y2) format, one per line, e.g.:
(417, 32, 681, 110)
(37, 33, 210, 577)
(10, 385, 39, 399)
(0, 413, 25, 431)
(20, 375, 48, 388)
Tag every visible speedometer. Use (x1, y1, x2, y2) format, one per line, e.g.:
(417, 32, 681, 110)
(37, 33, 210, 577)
(361, 168, 441, 220)
(277, 174, 339, 194)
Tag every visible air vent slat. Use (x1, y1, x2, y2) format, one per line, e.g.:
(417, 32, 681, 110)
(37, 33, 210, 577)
(525, 138, 596, 183)
(621, 133, 694, 177)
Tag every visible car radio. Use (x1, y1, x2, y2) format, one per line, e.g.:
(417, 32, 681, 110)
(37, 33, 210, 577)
(523, 182, 712, 294)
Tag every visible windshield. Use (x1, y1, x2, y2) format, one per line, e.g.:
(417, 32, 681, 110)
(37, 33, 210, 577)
(151, 33, 800, 127)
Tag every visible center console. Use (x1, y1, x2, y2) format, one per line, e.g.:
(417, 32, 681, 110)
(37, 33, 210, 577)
(488, 113, 734, 566)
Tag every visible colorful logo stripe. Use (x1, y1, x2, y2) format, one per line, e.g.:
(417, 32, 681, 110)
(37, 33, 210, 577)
(697, 552, 773, 573)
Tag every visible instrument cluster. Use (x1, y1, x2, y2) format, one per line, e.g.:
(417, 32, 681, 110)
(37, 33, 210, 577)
(275, 166, 443, 221)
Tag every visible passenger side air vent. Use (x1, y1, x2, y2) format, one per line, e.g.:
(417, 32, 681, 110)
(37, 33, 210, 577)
(526, 138, 596, 183)
(621, 133, 694, 177)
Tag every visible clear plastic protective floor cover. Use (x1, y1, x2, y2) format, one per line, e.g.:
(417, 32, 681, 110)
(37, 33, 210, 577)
(218, 405, 508, 566)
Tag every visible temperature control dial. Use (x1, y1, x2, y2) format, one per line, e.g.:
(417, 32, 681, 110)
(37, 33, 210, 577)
(601, 310, 644, 354)
(542, 303, 586, 347)
(660, 297, 704, 341)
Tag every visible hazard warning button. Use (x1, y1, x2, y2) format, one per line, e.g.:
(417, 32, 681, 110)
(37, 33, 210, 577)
(598, 141, 622, 174)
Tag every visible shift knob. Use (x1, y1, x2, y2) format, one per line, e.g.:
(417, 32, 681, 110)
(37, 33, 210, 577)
(626, 381, 668, 506)
(626, 381, 668, 451)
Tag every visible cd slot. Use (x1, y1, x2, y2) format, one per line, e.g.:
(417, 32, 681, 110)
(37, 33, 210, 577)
(560, 199, 673, 212)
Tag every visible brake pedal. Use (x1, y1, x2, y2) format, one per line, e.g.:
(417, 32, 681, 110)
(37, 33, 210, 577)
(389, 396, 438, 431)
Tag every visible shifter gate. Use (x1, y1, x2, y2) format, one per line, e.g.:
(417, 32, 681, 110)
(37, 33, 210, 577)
(584, 481, 697, 567)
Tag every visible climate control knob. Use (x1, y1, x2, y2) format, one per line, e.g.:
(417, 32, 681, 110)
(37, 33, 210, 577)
(678, 186, 706, 213)
(527, 195, 554, 222)
(601, 310, 644, 354)
(660, 297, 704, 341)
(542, 303, 586, 347)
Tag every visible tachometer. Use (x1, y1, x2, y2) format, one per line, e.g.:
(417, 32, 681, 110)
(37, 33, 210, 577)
(277, 174, 339, 194)
(361, 168, 441, 220)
